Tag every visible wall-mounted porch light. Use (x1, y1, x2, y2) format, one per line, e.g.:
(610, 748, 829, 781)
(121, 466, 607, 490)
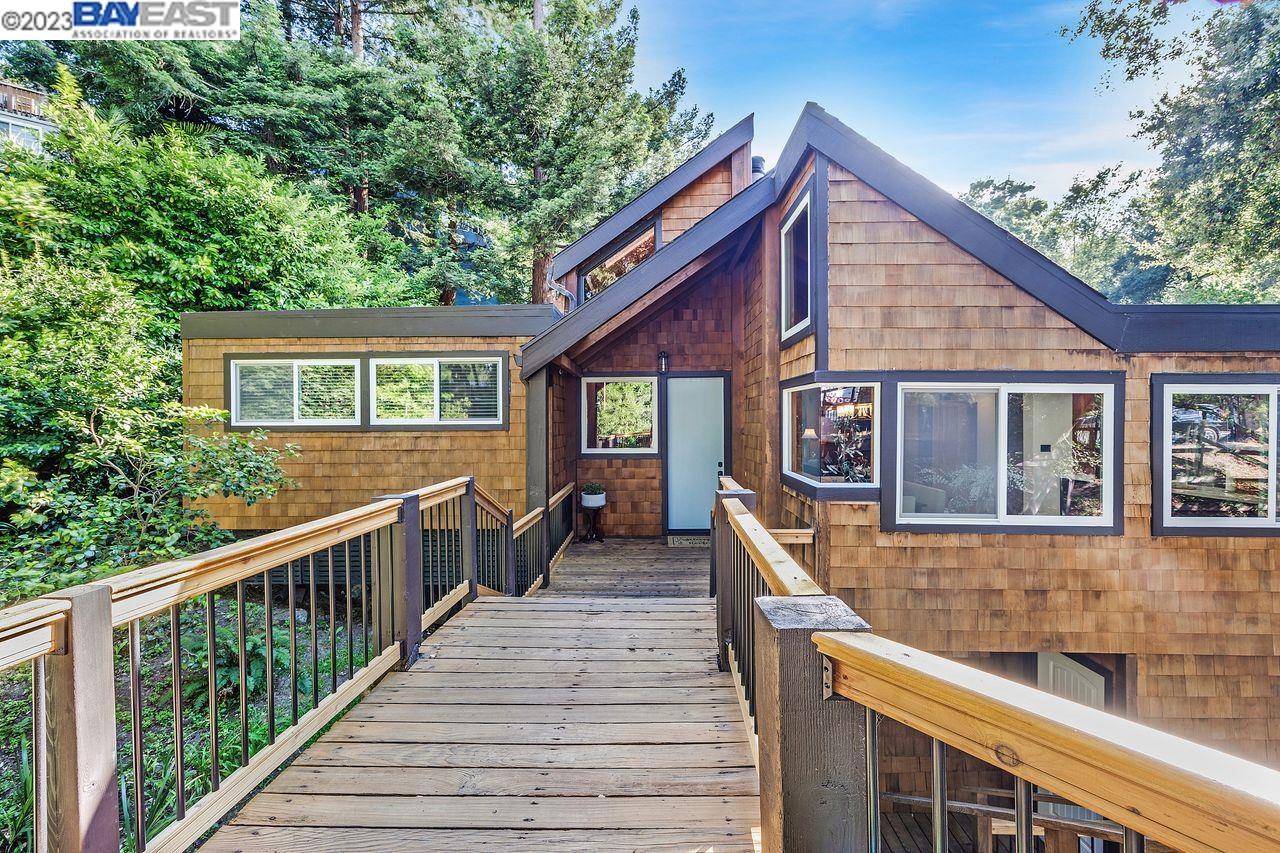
(658, 351, 669, 374)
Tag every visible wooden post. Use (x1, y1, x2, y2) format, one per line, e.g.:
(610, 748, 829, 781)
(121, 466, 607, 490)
(42, 585, 120, 853)
(461, 478, 479, 600)
(503, 509, 517, 596)
(713, 488, 755, 672)
(755, 595, 872, 853)
(373, 493, 422, 668)
(541, 509, 552, 590)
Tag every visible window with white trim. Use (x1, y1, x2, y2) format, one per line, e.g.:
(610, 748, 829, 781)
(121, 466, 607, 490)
(582, 377, 658, 453)
(784, 383, 878, 485)
(1162, 384, 1276, 529)
(780, 192, 811, 338)
(371, 357, 502, 425)
(232, 360, 360, 426)
(897, 382, 1113, 526)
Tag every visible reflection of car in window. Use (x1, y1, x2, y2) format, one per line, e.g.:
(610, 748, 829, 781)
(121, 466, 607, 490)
(1171, 405, 1230, 443)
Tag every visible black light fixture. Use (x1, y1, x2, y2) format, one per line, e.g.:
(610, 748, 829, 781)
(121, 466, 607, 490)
(657, 351, 669, 374)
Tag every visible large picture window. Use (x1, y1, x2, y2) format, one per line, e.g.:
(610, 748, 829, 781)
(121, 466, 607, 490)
(897, 383, 1113, 527)
(371, 357, 502, 425)
(780, 192, 811, 339)
(232, 359, 359, 426)
(1161, 383, 1277, 530)
(582, 377, 658, 453)
(784, 384, 878, 486)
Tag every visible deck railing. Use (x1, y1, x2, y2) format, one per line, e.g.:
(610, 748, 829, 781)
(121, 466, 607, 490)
(710, 483, 1280, 852)
(0, 474, 576, 852)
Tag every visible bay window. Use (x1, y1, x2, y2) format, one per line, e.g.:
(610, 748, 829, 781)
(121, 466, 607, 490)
(1160, 382, 1277, 530)
(784, 383, 878, 486)
(897, 382, 1114, 527)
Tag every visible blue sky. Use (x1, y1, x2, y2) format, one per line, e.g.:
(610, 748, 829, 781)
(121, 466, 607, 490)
(629, 0, 1193, 199)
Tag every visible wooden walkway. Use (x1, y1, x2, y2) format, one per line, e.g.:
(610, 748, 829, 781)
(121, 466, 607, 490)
(206, 543, 760, 851)
(550, 538, 710, 597)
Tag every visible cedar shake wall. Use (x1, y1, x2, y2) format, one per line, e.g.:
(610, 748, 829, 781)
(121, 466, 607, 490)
(183, 335, 529, 529)
(823, 161, 1280, 765)
(573, 267, 735, 537)
(661, 158, 733, 242)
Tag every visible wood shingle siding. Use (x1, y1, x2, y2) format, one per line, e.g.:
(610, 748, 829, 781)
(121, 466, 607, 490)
(183, 335, 530, 528)
(661, 158, 734, 242)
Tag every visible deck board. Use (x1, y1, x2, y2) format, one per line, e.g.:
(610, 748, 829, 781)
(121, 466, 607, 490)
(205, 541, 760, 851)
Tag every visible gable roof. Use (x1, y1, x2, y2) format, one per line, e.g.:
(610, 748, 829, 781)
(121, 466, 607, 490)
(550, 114, 755, 280)
(521, 103, 1280, 376)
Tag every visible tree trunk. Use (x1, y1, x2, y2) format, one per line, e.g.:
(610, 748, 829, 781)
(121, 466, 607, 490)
(350, 0, 363, 60)
(282, 0, 294, 40)
(440, 287, 457, 306)
(333, 0, 344, 45)
(532, 252, 551, 304)
(351, 177, 369, 214)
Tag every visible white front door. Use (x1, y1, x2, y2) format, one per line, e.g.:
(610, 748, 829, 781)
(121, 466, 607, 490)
(1037, 653, 1107, 852)
(665, 376, 726, 532)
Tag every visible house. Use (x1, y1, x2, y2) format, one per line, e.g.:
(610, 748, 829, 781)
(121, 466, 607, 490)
(183, 102, 1280, 769)
(0, 80, 54, 151)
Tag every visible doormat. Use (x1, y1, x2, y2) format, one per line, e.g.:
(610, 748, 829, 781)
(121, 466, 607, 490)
(667, 535, 710, 548)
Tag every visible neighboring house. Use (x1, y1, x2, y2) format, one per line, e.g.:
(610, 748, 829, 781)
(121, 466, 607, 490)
(0, 81, 54, 151)
(182, 103, 1280, 768)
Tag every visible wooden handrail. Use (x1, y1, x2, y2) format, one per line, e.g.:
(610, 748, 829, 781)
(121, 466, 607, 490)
(721, 498, 822, 596)
(473, 483, 508, 520)
(816, 631, 1280, 853)
(768, 528, 815, 545)
(0, 598, 69, 670)
(512, 507, 544, 537)
(548, 481, 575, 509)
(100, 498, 403, 627)
(405, 476, 470, 507)
(719, 475, 746, 491)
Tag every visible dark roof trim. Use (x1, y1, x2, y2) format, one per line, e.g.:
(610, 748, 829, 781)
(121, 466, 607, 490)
(550, 114, 755, 280)
(1116, 307, 1280, 352)
(181, 305, 561, 340)
(522, 172, 776, 375)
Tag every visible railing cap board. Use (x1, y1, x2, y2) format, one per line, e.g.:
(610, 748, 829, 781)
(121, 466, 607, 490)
(815, 631, 1280, 853)
(98, 498, 403, 626)
(401, 477, 471, 507)
(718, 475, 746, 492)
(0, 597, 69, 670)
(512, 507, 545, 537)
(549, 481, 575, 509)
(721, 498, 823, 597)
(473, 483, 508, 520)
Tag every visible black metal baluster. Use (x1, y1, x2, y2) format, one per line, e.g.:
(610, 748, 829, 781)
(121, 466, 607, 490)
(206, 592, 221, 791)
(328, 545, 337, 696)
(236, 579, 248, 766)
(1014, 777, 1034, 853)
(264, 569, 275, 744)
(288, 560, 298, 726)
(931, 738, 947, 852)
(309, 553, 319, 710)
(866, 707, 880, 852)
(360, 535, 370, 667)
(345, 538, 354, 681)
(128, 620, 146, 851)
(1124, 828, 1146, 852)
(169, 604, 186, 820)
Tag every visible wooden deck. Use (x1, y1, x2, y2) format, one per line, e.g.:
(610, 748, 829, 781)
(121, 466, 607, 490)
(205, 542, 759, 851)
(550, 538, 710, 597)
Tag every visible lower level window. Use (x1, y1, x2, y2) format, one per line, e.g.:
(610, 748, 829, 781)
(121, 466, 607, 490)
(233, 359, 359, 426)
(785, 384, 877, 485)
(898, 383, 1112, 526)
(582, 377, 657, 452)
(1163, 384, 1276, 528)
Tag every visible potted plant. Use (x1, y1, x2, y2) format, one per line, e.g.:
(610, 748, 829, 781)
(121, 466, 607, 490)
(581, 482, 606, 508)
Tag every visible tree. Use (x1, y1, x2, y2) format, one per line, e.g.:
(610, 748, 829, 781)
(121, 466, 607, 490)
(0, 67, 418, 337)
(1066, 1, 1280, 303)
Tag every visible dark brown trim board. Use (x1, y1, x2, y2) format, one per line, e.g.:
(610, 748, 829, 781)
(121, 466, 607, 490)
(1150, 372, 1280, 537)
(184, 304, 559, 340)
(551, 114, 754, 279)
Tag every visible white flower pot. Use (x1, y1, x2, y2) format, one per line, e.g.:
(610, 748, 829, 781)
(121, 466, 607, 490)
(581, 492, 606, 509)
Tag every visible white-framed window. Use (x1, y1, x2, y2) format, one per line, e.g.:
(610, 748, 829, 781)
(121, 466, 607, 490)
(231, 359, 360, 426)
(582, 376, 658, 453)
(1161, 383, 1277, 529)
(783, 383, 879, 486)
(370, 356, 503, 426)
(780, 192, 812, 339)
(896, 382, 1114, 527)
